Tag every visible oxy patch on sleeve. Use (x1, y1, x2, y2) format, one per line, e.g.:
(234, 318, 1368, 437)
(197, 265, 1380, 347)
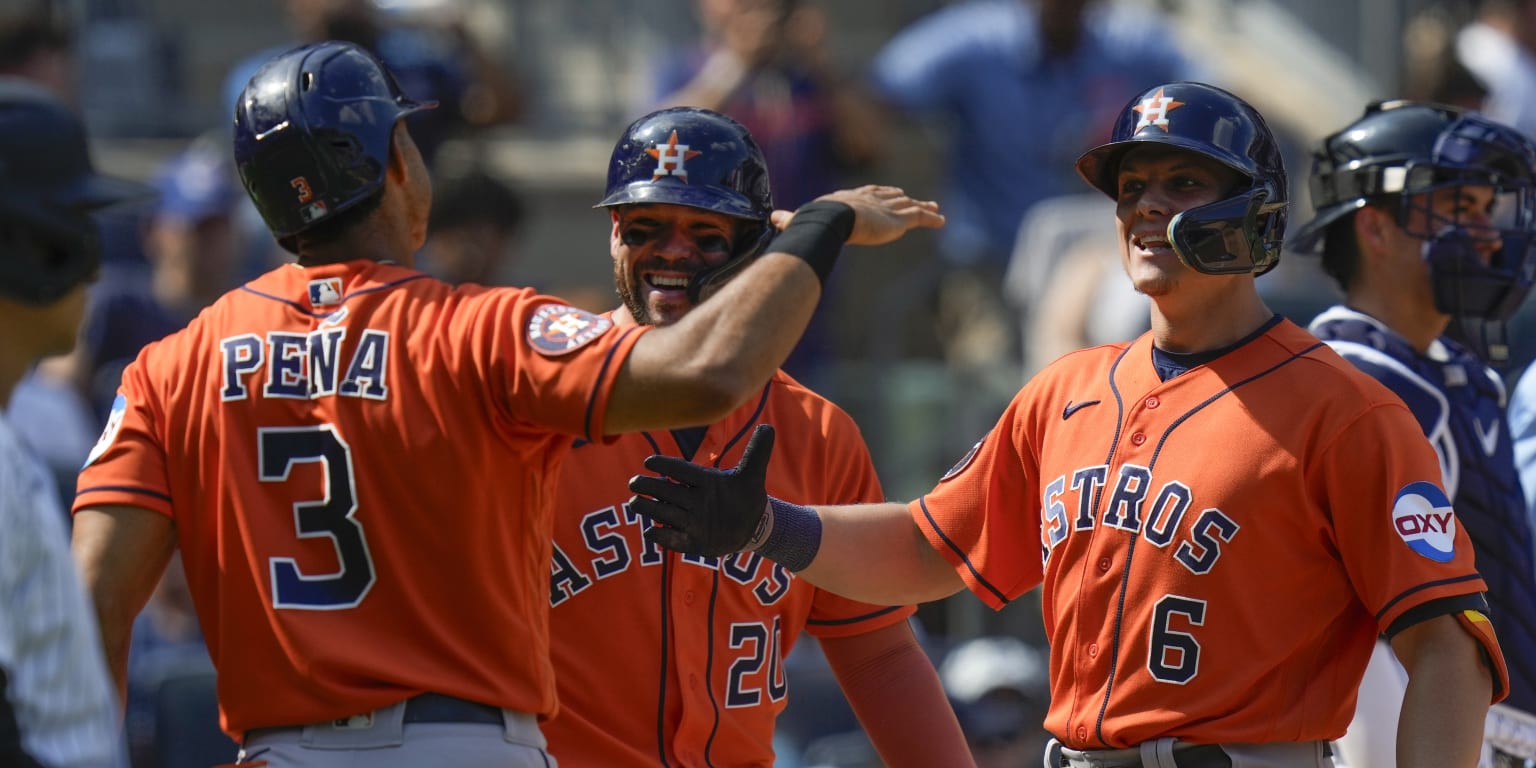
(1392, 480, 1457, 562)
(83, 394, 128, 468)
(526, 304, 614, 356)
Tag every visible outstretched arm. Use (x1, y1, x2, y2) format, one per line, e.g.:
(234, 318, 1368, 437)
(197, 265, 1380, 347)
(821, 621, 975, 768)
(71, 505, 176, 707)
(630, 425, 964, 605)
(1391, 613, 1494, 767)
(606, 187, 942, 435)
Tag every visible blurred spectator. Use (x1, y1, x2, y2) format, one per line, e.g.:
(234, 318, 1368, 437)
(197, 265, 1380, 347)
(1003, 193, 1145, 377)
(870, 0, 1199, 367)
(221, 0, 521, 168)
(123, 553, 227, 768)
(645, 0, 883, 386)
(1458, 0, 1536, 136)
(0, 3, 75, 102)
(9, 136, 239, 504)
(1402, 1, 1486, 109)
(1455, 0, 1536, 375)
(84, 137, 242, 420)
(648, 0, 881, 210)
(939, 635, 1051, 767)
(418, 168, 526, 286)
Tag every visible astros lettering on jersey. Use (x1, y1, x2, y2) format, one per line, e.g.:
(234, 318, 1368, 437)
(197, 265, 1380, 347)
(913, 319, 1508, 749)
(545, 355, 910, 766)
(74, 260, 653, 736)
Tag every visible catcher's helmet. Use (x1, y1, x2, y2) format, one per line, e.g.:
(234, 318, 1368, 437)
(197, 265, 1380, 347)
(1075, 81, 1288, 276)
(1292, 101, 1536, 323)
(0, 77, 150, 305)
(596, 107, 773, 302)
(232, 41, 435, 251)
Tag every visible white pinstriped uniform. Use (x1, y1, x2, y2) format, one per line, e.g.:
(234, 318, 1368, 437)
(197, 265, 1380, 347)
(0, 414, 123, 767)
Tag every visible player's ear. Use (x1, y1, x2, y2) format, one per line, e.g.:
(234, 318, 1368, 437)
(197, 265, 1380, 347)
(1355, 206, 1389, 253)
(609, 210, 623, 253)
(386, 124, 411, 186)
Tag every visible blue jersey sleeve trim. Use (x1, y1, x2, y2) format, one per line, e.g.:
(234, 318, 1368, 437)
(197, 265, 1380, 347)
(1375, 573, 1487, 623)
(75, 484, 173, 504)
(916, 496, 1009, 606)
(805, 604, 908, 627)
(583, 326, 642, 442)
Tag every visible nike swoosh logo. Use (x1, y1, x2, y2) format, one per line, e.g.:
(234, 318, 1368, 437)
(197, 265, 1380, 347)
(1062, 400, 1101, 420)
(1473, 417, 1500, 456)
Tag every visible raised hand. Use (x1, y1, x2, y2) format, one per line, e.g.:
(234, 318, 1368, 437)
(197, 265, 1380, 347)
(769, 185, 943, 245)
(628, 424, 776, 557)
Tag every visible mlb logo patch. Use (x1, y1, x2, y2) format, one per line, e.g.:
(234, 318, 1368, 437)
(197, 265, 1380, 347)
(308, 278, 344, 307)
(1392, 481, 1457, 562)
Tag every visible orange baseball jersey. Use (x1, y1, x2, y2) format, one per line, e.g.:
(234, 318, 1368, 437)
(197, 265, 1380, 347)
(546, 364, 910, 767)
(73, 260, 653, 736)
(913, 319, 1508, 749)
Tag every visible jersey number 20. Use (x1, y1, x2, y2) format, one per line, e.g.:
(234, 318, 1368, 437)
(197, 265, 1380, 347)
(259, 425, 376, 609)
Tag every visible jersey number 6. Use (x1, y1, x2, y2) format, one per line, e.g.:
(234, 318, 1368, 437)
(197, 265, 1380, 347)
(1148, 594, 1206, 684)
(259, 425, 377, 610)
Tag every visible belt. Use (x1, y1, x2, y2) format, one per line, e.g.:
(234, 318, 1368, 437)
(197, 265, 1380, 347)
(401, 693, 504, 725)
(1056, 743, 1232, 768)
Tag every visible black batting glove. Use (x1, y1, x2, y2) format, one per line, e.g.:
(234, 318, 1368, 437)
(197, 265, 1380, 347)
(628, 424, 775, 557)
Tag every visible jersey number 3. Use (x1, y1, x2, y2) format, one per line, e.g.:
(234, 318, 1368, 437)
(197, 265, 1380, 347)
(259, 426, 376, 610)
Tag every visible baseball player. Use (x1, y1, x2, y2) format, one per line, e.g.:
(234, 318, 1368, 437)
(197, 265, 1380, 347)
(542, 106, 972, 767)
(628, 82, 1509, 767)
(0, 78, 145, 768)
(67, 42, 943, 768)
(1289, 101, 1536, 767)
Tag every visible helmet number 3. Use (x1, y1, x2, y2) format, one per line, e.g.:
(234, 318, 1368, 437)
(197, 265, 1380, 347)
(291, 176, 313, 203)
(259, 425, 376, 609)
(1148, 594, 1206, 684)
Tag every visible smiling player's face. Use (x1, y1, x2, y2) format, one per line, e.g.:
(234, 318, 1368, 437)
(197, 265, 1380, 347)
(611, 204, 739, 326)
(1113, 146, 1244, 297)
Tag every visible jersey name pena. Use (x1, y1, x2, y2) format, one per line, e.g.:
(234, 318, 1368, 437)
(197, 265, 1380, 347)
(545, 370, 910, 767)
(74, 261, 652, 736)
(914, 320, 1500, 749)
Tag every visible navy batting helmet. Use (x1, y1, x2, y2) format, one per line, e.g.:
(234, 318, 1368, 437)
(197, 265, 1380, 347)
(0, 78, 150, 305)
(596, 107, 773, 302)
(1293, 101, 1536, 323)
(232, 41, 435, 251)
(1075, 81, 1288, 276)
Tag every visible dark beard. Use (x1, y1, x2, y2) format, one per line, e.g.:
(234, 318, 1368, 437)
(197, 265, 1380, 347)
(616, 259, 656, 326)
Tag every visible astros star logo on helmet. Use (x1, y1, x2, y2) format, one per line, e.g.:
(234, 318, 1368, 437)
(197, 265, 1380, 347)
(647, 130, 702, 181)
(1133, 87, 1185, 132)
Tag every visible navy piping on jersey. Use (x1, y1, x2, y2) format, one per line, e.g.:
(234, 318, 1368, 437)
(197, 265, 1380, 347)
(237, 273, 431, 317)
(725, 385, 773, 458)
(805, 604, 905, 627)
(702, 563, 723, 766)
(1092, 333, 1323, 747)
(583, 326, 643, 442)
(639, 428, 674, 766)
(655, 543, 673, 767)
(1080, 344, 1132, 746)
(698, 400, 766, 768)
(1375, 574, 1488, 623)
(76, 484, 173, 504)
(916, 497, 1010, 605)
